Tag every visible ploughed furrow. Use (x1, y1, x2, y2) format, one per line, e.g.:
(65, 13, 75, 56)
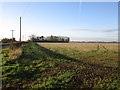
(100, 44, 108, 51)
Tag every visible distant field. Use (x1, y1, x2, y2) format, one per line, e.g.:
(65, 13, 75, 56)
(40, 43, 118, 51)
(2, 42, 119, 89)
(39, 43, 118, 68)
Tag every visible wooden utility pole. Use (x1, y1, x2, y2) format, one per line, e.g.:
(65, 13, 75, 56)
(20, 17, 21, 41)
(11, 30, 14, 40)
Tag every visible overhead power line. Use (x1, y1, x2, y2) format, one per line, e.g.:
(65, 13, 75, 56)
(21, 1, 31, 18)
(79, 0, 82, 16)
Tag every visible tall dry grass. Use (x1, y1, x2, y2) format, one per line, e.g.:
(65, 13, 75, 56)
(9, 47, 22, 59)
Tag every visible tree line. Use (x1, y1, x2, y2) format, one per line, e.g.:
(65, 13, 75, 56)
(29, 35, 70, 42)
(0, 35, 70, 43)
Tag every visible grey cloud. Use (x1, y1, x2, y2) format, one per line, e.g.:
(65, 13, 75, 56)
(66, 28, 89, 31)
(67, 28, 118, 33)
(95, 29, 118, 32)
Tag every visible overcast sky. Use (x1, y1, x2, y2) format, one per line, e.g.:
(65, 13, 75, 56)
(0, 2, 118, 41)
